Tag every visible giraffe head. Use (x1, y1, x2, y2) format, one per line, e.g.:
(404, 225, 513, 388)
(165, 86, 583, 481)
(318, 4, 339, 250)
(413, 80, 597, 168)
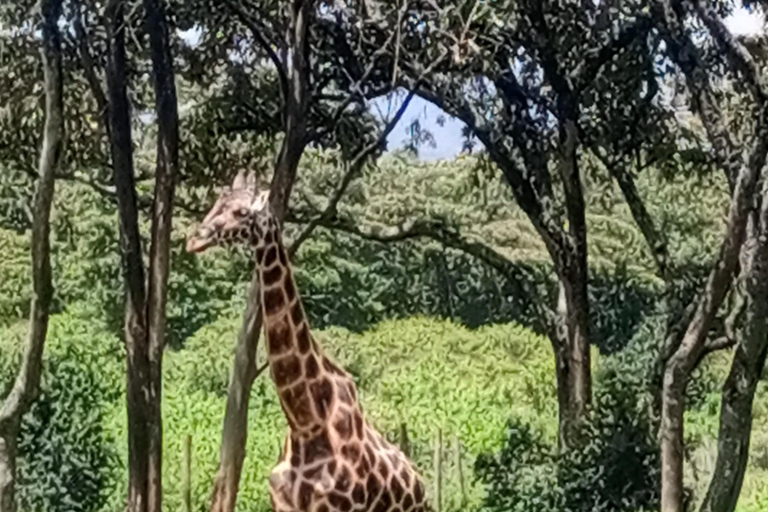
(186, 169, 276, 254)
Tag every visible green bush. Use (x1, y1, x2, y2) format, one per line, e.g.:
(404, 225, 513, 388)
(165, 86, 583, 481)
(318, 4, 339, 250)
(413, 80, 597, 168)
(475, 317, 663, 512)
(12, 304, 124, 512)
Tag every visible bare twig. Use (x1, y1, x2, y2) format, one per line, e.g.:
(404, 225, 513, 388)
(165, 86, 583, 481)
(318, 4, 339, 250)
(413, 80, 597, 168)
(71, 0, 110, 137)
(289, 89, 416, 256)
(577, 16, 653, 91)
(312, 25, 403, 143)
(223, 0, 289, 101)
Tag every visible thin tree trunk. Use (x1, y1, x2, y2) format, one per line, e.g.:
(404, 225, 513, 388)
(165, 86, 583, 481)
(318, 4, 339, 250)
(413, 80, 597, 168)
(208, 274, 263, 512)
(653, 4, 768, 510)
(659, 147, 763, 512)
(554, 117, 591, 449)
(105, 1, 151, 511)
(699, 188, 768, 512)
(182, 435, 192, 512)
(144, 0, 180, 510)
(207, 3, 313, 511)
(0, 0, 63, 508)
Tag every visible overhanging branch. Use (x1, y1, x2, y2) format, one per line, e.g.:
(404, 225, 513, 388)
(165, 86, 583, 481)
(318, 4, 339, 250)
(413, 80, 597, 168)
(289, 88, 416, 256)
(288, 212, 555, 328)
(223, 0, 289, 101)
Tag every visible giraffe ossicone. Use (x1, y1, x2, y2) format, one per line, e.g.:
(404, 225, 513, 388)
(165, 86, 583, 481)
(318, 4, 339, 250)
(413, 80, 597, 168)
(187, 171, 429, 512)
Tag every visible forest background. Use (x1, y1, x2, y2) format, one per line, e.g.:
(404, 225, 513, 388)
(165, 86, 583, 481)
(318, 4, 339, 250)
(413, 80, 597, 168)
(4, 1, 768, 512)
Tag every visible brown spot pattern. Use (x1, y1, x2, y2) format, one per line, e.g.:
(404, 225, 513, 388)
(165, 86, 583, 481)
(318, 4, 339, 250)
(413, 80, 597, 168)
(333, 409, 353, 440)
(304, 355, 319, 379)
(322, 357, 344, 375)
(309, 379, 334, 419)
(284, 275, 296, 302)
(374, 489, 393, 512)
(334, 465, 352, 492)
(414, 480, 424, 503)
(262, 264, 283, 286)
(281, 383, 314, 428)
(366, 474, 382, 507)
(391, 476, 405, 503)
(290, 301, 303, 325)
(263, 245, 278, 267)
(267, 320, 292, 355)
(353, 412, 364, 439)
(298, 481, 313, 510)
(297, 325, 311, 354)
(263, 287, 285, 316)
(272, 355, 301, 387)
(341, 443, 361, 463)
(329, 493, 352, 512)
(352, 483, 365, 504)
(303, 431, 333, 465)
(378, 459, 390, 480)
(400, 468, 411, 488)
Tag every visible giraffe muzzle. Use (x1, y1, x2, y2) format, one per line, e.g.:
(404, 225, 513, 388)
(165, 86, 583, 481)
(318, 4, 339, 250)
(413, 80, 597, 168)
(186, 225, 215, 253)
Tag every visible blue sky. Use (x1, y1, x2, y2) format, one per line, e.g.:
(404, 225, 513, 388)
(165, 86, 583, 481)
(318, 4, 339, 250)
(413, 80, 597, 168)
(179, 6, 764, 162)
(374, 6, 765, 161)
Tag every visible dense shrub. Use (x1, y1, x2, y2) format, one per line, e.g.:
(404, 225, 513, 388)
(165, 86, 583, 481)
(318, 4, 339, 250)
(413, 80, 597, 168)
(475, 318, 664, 512)
(1, 305, 124, 512)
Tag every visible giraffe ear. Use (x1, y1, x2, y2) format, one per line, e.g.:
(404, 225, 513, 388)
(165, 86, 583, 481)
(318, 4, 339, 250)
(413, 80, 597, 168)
(250, 189, 271, 213)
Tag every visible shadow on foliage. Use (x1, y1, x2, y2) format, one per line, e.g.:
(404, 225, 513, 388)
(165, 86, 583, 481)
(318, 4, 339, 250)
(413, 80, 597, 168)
(474, 320, 663, 512)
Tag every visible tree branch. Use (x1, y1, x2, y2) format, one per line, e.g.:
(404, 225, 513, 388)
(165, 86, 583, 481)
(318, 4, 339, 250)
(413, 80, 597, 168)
(288, 212, 555, 328)
(577, 16, 653, 91)
(693, 2, 768, 102)
(594, 151, 671, 279)
(309, 19, 403, 143)
(0, 1, 62, 508)
(72, 0, 110, 139)
(223, 0, 289, 101)
(0, 0, 63, 426)
(289, 88, 416, 256)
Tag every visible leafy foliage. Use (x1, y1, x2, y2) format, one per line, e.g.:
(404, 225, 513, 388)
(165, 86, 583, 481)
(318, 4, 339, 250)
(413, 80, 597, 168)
(475, 318, 663, 512)
(1, 304, 123, 512)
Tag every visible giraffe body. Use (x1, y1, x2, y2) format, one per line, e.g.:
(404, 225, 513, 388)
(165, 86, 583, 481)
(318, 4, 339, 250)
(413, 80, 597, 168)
(187, 171, 427, 512)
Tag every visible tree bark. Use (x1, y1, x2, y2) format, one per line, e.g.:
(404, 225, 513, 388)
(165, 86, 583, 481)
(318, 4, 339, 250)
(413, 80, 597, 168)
(143, 0, 180, 510)
(208, 274, 264, 512)
(207, 3, 313, 512)
(0, 0, 63, 508)
(105, 1, 151, 511)
(653, 2, 768, 510)
(659, 133, 764, 512)
(699, 186, 768, 512)
(557, 118, 591, 447)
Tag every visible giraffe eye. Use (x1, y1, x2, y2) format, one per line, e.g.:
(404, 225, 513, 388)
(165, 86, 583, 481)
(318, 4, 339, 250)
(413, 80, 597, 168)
(234, 207, 249, 218)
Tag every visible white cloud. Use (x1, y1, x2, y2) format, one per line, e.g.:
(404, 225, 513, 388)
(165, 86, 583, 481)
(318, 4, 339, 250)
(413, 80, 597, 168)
(725, 6, 764, 36)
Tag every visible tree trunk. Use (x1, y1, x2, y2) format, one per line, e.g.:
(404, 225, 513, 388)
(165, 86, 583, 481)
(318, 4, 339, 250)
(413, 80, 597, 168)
(144, 0, 180, 510)
(699, 193, 768, 512)
(0, 434, 18, 512)
(105, 1, 151, 511)
(659, 147, 762, 512)
(0, 0, 63, 508)
(554, 117, 591, 449)
(208, 274, 263, 512)
(207, 3, 313, 511)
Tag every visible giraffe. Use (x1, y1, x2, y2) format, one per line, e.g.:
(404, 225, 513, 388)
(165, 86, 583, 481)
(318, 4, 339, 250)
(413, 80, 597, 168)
(186, 170, 428, 512)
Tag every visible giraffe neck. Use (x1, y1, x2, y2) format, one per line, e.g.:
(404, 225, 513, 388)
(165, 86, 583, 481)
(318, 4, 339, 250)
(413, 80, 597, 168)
(255, 228, 360, 435)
